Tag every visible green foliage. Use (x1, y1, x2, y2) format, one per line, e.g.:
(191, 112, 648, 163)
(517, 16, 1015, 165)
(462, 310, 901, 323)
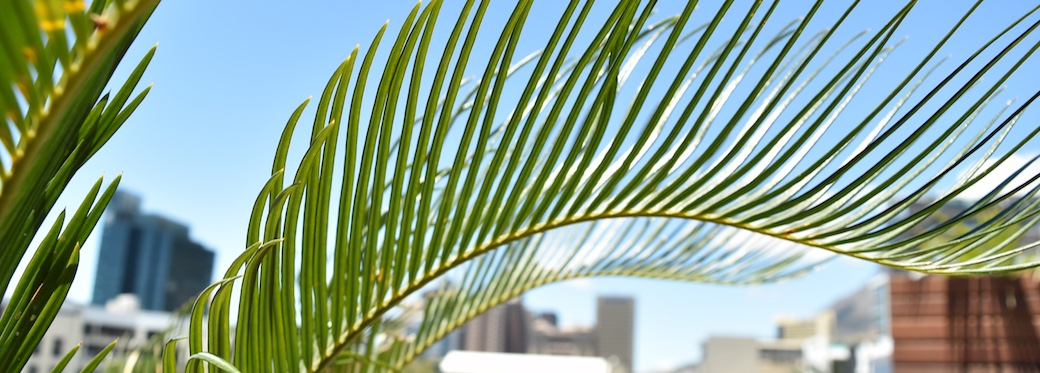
(169, 0, 1040, 372)
(6, 1, 1040, 373)
(401, 359, 438, 373)
(0, 0, 159, 370)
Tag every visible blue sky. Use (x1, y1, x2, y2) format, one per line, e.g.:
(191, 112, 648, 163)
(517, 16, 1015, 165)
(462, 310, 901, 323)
(19, 1, 1040, 372)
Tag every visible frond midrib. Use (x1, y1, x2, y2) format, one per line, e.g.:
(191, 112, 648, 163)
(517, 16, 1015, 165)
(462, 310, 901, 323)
(0, 0, 158, 254)
(313, 208, 859, 371)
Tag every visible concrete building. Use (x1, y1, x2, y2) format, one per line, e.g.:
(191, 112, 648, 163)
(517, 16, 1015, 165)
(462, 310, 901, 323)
(91, 191, 215, 311)
(461, 304, 506, 352)
(700, 336, 758, 373)
(457, 295, 640, 371)
(451, 295, 635, 371)
(502, 299, 529, 353)
(777, 311, 834, 341)
(597, 296, 635, 373)
(460, 298, 528, 353)
(24, 295, 172, 373)
(763, 338, 813, 373)
(700, 312, 852, 373)
(699, 336, 828, 373)
(528, 313, 597, 356)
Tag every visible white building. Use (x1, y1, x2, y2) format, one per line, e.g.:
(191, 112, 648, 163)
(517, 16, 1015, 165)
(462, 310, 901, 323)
(527, 315, 597, 357)
(25, 294, 173, 373)
(699, 274, 894, 373)
(440, 350, 613, 373)
(700, 312, 850, 373)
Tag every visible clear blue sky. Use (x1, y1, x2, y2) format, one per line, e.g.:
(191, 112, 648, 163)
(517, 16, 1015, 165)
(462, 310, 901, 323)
(21, 1, 1040, 372)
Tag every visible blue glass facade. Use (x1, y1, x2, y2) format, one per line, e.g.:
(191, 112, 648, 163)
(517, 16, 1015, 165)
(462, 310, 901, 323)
(91, 192, 215, 311)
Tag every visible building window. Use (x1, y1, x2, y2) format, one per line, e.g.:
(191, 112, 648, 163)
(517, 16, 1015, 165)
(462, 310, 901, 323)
(760, 348, 802, 363)
(86, 343, 107, 357)
(53, 338, 62, 357)
(121, 227, 143, 293)
(99, 325, 132, 337)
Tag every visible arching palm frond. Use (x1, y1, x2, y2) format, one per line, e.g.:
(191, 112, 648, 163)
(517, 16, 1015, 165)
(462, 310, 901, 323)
(348, 217, 820, 370)
(182, 0, 1040, 371)
(0, 0, 159, 370)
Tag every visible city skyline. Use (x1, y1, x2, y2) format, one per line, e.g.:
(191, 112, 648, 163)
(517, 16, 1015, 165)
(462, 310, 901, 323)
(64, 190, 881, 371)
(450, 294, 636, 372)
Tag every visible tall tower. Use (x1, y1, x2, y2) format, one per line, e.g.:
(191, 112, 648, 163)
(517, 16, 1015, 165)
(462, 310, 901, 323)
(501, 299, 529, 353)
(91, 191, 215, 311)
(460, 297, 528, 353)
(596, 296, 634, 373)
(461, 304, 505, 352)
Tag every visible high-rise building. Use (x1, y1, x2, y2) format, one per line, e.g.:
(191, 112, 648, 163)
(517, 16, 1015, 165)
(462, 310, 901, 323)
(596, 296, 634, 373)
(461, 302, 505, 352)
(91, 191, 215, 311)
(502, 299, 529, 353)
(460, 297, 528, 353)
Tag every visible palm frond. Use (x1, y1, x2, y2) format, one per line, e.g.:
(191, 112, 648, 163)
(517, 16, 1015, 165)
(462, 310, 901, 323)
(350, 217, 819, 370)
(0, 0, 159, 291)
(0, 176, 119, 371)
(184, 0, 1040, 371)
(0, 0, 159, 370)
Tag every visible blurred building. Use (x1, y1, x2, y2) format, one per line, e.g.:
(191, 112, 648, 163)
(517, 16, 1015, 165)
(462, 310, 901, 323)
(460, 304, 506, 352)
(528, 312, 597, 356)
(91, 191, 215, 311)
(884, 199, 1040, 370)
(460, 298, 529, 353)
(700, 312, 847, 373)
(700, 336, 758, 373)
(777, 312, 834, 341)
(698, 270, 1040, 373)
(698, 274, 893, 373)
(597, 296, 635, 373)
(452, 295, 635, 372)
(22, 295, 171, 373)
(889, 274, 1040, 372)
(502, 299, 530, 353)
(820, 271, 1040, 372)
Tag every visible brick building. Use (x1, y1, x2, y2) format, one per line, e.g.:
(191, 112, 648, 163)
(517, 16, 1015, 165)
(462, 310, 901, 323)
(890, 274, 1040, 372)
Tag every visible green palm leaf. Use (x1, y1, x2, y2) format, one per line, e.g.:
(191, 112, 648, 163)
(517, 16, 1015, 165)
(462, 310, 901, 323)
(181, 0, 1040, 371)
(353, 217, 818, 370)
(0, 0, 159, 370)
